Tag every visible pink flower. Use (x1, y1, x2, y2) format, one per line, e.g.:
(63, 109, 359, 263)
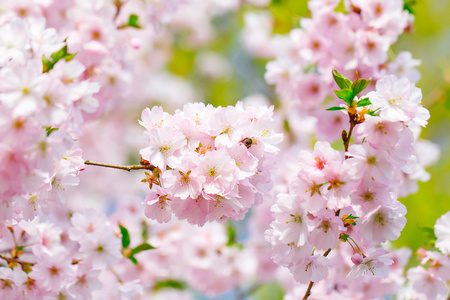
(346, 144, 394, 184)
(308, 209, 345, 250)
(348, 249, 393, 279)
(197, 149, 238, 195)
(144, 188, 172, 223)
(421, 251, 450, 281)
(78, 232, 122, 270)
(139, 127, 186, 170)
(0, 267, 27, 299)
(359, 201, 407, 243)
(270, 193, 309, 247)
(356, 30, 390, 66)
(355, 115, 404, 150)
(407, 266, 449, 300)
(350, 176, 392, 212)
(29, 248, 74, 292)
(291, 255, 330, 284)
(298, 141, 343, 175)
(367, 75, 429, 126)
(387, 51, 421, 82)
(67, 264, 102, 299)
(139, 106, 172, 130)
(434, 211, 450, 255)
(69, 209, 111, 241)
(162, 166, 204, 200)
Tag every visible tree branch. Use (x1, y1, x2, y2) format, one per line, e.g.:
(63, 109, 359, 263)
(0, 254, 35, 266)
(84, 160, 156, 172)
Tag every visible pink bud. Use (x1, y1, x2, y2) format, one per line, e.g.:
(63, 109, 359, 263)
(351, 253, 363, 266)
(130, 38, 141, 49)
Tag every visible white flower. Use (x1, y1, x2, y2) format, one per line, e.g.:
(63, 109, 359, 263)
(435, 211, 450, 255)
(348, 249, 393, 279)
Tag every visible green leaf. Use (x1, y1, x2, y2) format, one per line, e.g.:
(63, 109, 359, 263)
(283, 119, 290, 132)
(141, 220, 148, 242)
(50, 46, 67, 63)
(332, 69, 353, 89)
(367, 107, 382, 116)
(340, 233, 349, 242)
(419, 226, 436, 237)
(128, 255, 138, 265)
(119, 223, 130, 248)
(344, 214, 359, 220)
(127, 14, 141, 29)
(352, 78, 371, 96)
(131, 243, 155, 255)
(226, 221, 237, 247)
(42, 126, 59, 137)
(404, 0, 416, 14)
(356, 97, 372, 107)
(42, 44, 77, 73)
(154, 279, 187, 291)
(326, 106, 346, 111)
(64, 52, 77, 62)
(334, 88, 354, 105)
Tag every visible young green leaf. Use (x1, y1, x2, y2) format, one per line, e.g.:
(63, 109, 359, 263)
(42, 44, 77, 73)
(367, 107, 382, 116)
(340, 233, 349, 242)
(119, 223, 130, 248)
(42, 126, 59, 137)
(404, 0, 416, 14)
(326, 106, 346, 111)
(226, 221, 237, 247)
(141, 220, 148, 242)
(128, 255, 138, 265)
(131, 243, 156, 255)
(352, 78, 371, 96)
(356, 97, 371, 107)
(127, 14, 141, 29)
(154, 279, 187, 291)
(332, 69, 353, 89)
(344, 214, 359, 220)
(334, 88, 354, 105)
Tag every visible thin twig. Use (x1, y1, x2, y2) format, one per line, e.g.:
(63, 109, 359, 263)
(0, 254, 35, 266)
(343, 112, 357, 159)
(84, 160, 155, 172)
(302, 248, 332, 300)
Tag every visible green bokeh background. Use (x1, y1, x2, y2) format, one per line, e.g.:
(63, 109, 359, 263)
(167, 1, 450, 298)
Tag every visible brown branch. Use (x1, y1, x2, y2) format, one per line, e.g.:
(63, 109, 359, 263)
(343, 111, 357, 159)
(0, 254, 35, 266)
(114, 0, 123, 21)
(302, 248, 332, 300)
(84, 160, 155, 172)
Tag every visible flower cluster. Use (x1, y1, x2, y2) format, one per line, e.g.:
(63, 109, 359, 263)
(265, 72, 434, 288)
(0, 17, 97, 229)
(257, 0, 421, 141)
(0, 0, 444, 299)
(139, 102, 282, 226)
(401, 211, 450, 299)
(0, 210, 133, 299)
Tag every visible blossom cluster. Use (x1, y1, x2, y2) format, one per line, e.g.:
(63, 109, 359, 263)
(0, 17, 96, 230)
(253, 0, 422, 141)
(265, 72, 436, 290)
(139, 102, 282, 226)
(0, 210, 130, 299)
(0, 0, 445, 299)
(402, 211, 450, 299)
(0, 198, 260, 299)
